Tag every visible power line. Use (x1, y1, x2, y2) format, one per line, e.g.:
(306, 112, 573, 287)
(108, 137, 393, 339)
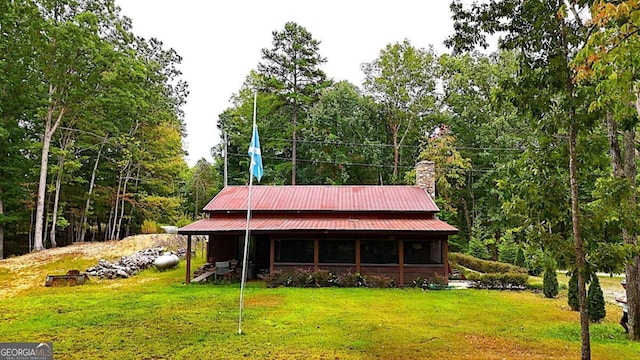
(251, 136, 524, 152)
(226, 151, 500, 173)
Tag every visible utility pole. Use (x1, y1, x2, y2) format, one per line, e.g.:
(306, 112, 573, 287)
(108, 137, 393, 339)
(224, 131, 228, 187)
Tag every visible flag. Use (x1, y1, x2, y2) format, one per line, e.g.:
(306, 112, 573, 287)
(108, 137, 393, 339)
(248, 123, 263, 182)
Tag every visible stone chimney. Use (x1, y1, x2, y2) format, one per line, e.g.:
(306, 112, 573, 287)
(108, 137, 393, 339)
(415, 160, 435, 198)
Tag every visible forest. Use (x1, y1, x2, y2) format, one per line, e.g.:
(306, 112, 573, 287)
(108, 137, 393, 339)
(2, 0, 640, 352)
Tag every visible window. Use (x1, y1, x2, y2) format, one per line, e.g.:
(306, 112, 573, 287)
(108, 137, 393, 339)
(319, 240, 355, 263)
(361, 240, 398, 264)
(275, 239, 314, 263)
(403, 240, 442, 264)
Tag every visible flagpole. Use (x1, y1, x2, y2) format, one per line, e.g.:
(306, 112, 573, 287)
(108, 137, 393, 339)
(238, 92, 258, 335)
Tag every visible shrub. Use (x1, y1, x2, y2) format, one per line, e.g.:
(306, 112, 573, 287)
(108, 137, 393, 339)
(498, 241, 519, 265)
(449, 253, 528, 274)
(543, 267, 559, 298)
(259, 270, 289, 288)
(567, 272, 579, 311)
(175, 216, 192, 228)
(141, 220, 162, 234)
(311, 270, 336, 287)
(430, 274, 449, 285)
(588, 276, 606, 323)
(467, 237, 491, 260)
(515, 248, 526, 268)
(366, 275, 396, 288)
(336, 272, 365, 287)
(289, 268, 315, 287)
(524, 250, 544, 276)
(413, 277, 429, 290)
(466, 272, 528, 289)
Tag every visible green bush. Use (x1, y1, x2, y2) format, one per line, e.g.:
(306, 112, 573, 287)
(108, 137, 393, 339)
(567, 272, 579, 311)
(449, 253, 528, 274)
(141, 220, 162, 234)
(588, 276, 606, 323)
(336, 272, 366, 287)
(175, 217, 192, 228)
(311, 270, 336, 287)
(467, 237, 491, 260)
(515, 248, 526, 268)
(498, 241, 519, 265)
(259, 270, 289, 288)
(543, 267, 559, 298)
(466, 272, 528, 289)
(412, 277, 429, 290)
(366, 275, 396, 288)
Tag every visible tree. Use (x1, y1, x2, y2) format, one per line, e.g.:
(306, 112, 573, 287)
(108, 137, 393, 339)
(588, 275, 606, 323)
(185, 159, 221, 219)
(299, 81, 386, 185)
(0, 0, 42, 257)
(257, 22, 329, 185)
(574, 0, 640, 340)
(448, 1, 597, 358)
(515, 248, 526, 268)
(29, 0, 128, 250)
(543, 265, 559, 298)
(569, 272, 580, 311)
(362, 40, 439, 180)
(439, 50, 523, 252)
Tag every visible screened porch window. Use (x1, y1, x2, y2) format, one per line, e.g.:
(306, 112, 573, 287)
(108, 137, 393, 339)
(319, 240, 355, 263)
(275, 239, 314, 263)
(361, 240, 398, 264)
(403, 240, 442, 264)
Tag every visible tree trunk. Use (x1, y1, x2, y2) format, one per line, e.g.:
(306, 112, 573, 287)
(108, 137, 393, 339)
(569, 123, 591, 359)
(115, 168, 131, 240)
(33, 129, 52, 251)
(392, 126, 399, 179)
(292, 103, 298, 186)
(0, 195, 4, 260)
(33, 86, 65, 251)
(108, 168, 125, 240)
(78, 137, 106, 242)
(49, 155, 64, 248)
(623, 106, 640, 339)
(606, 113, 623, 177)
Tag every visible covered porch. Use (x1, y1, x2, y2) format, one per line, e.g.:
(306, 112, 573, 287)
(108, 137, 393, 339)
(179, 226, 453, 285)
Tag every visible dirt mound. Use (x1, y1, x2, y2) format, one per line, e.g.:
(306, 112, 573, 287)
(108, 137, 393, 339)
(0, 234, 187, 299)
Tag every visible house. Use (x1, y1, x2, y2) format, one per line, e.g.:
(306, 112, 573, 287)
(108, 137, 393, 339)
(178, 161, 458, 285)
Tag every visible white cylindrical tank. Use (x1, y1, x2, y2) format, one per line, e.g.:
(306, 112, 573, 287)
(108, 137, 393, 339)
(154, 253, 179, 270)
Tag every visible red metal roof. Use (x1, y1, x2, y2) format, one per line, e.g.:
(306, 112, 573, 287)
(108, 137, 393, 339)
(203, 186, 439, 213)
(179, 217, 458, 233)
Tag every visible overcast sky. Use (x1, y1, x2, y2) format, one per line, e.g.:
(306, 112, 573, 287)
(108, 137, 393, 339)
(115, 1, 472, 167)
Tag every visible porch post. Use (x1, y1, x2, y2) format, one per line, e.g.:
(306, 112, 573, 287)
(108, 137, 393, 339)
(313, 239, 319, 270)
(355, 239, 361, 273)
(398, 239, 404, 286)
(186, 234, 192, 284)
(443, 239, 449, 283)
(270, 237, 275, 273)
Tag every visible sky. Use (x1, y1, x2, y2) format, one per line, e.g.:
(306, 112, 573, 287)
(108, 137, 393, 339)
(115, 1, 473, 167)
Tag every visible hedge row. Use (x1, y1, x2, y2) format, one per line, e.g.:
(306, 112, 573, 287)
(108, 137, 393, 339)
(465, 272, 529, 289)
(449, 252, 528, 274)
(259, 268, 448, 289)
(259, 269, 397, 288)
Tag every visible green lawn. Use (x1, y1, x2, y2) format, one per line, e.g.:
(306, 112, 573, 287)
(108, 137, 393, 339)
(1, 242, 639, 359)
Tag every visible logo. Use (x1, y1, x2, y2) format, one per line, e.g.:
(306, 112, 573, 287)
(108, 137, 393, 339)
(0, 343, 53, 360)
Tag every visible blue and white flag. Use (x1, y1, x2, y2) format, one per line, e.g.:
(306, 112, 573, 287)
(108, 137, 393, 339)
(248, 123, 263, 182)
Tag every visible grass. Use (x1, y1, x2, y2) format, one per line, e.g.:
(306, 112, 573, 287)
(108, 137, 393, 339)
(1, 237, 639, 359)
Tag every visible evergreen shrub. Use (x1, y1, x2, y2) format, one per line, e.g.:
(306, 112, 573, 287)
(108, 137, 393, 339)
(588, 276, 606, 323)
(543, 267, 559, 298)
